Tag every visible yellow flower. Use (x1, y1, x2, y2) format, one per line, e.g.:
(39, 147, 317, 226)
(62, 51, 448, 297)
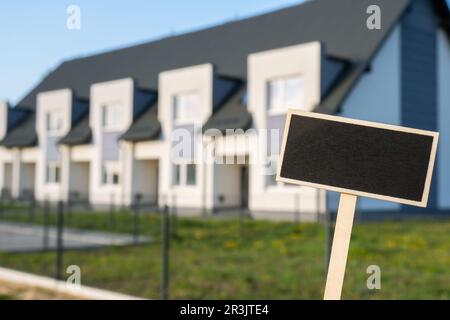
(224, 240, 238, 249)
(193, 229, 204, 240)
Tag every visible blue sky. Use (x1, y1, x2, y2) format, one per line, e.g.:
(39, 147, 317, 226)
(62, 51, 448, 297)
(0, 0, 303, 105)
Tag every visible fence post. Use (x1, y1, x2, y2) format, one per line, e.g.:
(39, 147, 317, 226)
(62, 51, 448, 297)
(67, 192, 77, 226)
(43, 199, 50, 250)
(171, 194, 177, 237)
(28, 191, 35, 222)
(161, 205, 170, 300)
(238, 196, 245, 239)
(0, 189, 3, 219)
(109, 193, 116, 230)
(55, 201, 64, 281)
(133, 193, 142, 244)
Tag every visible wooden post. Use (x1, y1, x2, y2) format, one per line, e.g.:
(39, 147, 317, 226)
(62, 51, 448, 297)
(324, 193, 357, 300)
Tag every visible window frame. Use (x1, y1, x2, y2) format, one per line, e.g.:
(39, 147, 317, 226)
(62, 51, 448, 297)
(172, 92, 200, 125)
(267, 75, 305, 115)
(46, 162, 61, 184)
(265, 156, 295, 189)
(101, 161, 120, 186)
(265, 156, 279, 188)
(172, 163, 197, 187)
(186, 163, 197, 186)
(172, 164, 181, 186)
(46, 111, 63, 136)
(102, 102, 124, 132)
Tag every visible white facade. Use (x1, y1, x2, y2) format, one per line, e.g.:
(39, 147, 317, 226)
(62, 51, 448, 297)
(158, 64, 214, 210)
(247, 42, 326, 217)
(90, 78, 136, 205)
(36, 89, 73, 202)
(0, 24, 448, 219)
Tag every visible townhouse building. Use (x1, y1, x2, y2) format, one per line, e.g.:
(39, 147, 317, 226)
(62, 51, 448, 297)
(1, 0, 450, 219)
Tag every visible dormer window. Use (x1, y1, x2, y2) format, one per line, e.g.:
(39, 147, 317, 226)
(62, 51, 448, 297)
(102, 103, 124, 131)
(46, 112, 63, 136)
(267, 75, 304, 114)
(173, 92, 199, 125)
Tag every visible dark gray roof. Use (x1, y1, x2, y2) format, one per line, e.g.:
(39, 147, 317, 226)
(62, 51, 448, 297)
(0, 113, 37, 148)
(59, 113, 92, 146)
(203, 84, 252, 133)
(15, 0, 416, 110)
(120, 100, 160, 142)
(4, 0, 450, 147)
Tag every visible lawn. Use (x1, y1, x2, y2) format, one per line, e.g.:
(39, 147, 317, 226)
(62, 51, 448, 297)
(0, 206, 449, 299)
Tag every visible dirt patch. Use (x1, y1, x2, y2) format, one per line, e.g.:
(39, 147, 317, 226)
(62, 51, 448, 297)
(0, 280, 82, 300)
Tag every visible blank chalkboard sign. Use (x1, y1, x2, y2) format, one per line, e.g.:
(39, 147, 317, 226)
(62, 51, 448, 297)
(277, 110, 439, 300)
(277, 110, 439, 207)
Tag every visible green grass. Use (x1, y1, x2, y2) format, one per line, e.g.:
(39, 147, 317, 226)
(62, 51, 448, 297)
(0, 207, 449, 299)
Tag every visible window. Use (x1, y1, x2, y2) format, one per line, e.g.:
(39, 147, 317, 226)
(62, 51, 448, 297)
(46, 112, 63, 135)
(172, 163, 196, 186)
(265, 157, 278, 187)
(173, 164, 181, 185)
(173, 93, 199, 124)
(186, 164, 196, 185)
(265, 157, 293, 188)
(102, 162, 120, 185)
(102, 103, 124, 130)
(267, 75, 304, 113)
(46, 162, 60, 183)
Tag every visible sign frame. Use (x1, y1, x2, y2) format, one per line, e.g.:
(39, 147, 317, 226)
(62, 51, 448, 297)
(276, 109, 439, 208)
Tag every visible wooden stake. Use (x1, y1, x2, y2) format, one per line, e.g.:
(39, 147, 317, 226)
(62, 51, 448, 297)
(324, 193, 357, 300)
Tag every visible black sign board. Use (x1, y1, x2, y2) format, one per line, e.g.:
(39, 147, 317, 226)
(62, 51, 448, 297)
(277, 110, 439, 207)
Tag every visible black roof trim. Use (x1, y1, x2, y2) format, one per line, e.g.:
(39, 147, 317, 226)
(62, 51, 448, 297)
(315, 0, 450, 114)
(120, 99, 161, 142)
(59, 113, 92, 146)
(0, 112, 37, 148)
(3, 0, 450, 147)
(203, 84, 252, 134)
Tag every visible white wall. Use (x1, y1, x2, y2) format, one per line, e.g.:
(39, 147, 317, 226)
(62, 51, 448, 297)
(0, 108, 14, 193)
(247, 42, 325, 214)
(19, 163, 35, 194)
(214, 163, 243, 208)
(36, 89, 73, 201)
(158, 64, 214, 209)
(437, 28, 450, 209)
(0, 101, 9, 141)
(122, 141, 159, 204)
(133, 158, 159, 202)
(90, 78, 135, 205)
(333, 25, 402, 212)
(2, 163, 13, 192)
(70, 161, 90, 197)
(128, 139, 165, 206)
(0, 146, 13, 193)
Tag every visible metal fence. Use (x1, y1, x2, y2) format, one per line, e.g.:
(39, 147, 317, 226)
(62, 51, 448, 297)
(1, 188, 449, 299)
